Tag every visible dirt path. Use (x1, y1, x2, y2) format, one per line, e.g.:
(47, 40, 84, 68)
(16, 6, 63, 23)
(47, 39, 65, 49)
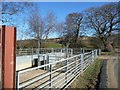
(98, 51, 118, 88)
(107, 55, 118, 88)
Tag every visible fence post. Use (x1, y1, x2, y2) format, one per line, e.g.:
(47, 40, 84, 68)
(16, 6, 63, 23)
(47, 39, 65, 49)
(66, 48, 68, 58)
(75, 56, 78, 74)
(81, 54, 84, 73)
(31, 48, 33, 65)
(92, 50, 94, 62)
(88, 53, 91, 65)
(95, 49, 98, 58)
(36, 48, 37, 54)
(1, 26, 16, 89)
(80, 48, 82, 53)
(43, 56, 46, 70)
(49, 64, 52, 88)
(83, 48, 85, 53)
(46, 54, 49, 69)
(52, 48, 53, 53)
(71, 49, 73, 57)
(16, 72, 19, 89)
(61, 49, 63, 53)
(65, 58, 68, 84)
(47, 54, 49, 64)
(98, 49, 101, 55)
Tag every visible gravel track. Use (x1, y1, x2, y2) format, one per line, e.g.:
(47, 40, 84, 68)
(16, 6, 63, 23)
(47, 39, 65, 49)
(98, 51, 119, 89)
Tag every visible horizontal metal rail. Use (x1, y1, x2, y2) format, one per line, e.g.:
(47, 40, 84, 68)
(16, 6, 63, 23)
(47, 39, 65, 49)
(16, 49, 100, 89)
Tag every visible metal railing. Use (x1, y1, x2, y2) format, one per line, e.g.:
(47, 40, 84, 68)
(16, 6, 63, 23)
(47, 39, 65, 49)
(16, 48, 90, 56)
(16, 49, 100, 89)
(16, 48, 67, 56)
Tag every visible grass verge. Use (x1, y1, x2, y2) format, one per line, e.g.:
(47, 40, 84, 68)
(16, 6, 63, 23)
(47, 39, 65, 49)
(69, 59, 103, 89)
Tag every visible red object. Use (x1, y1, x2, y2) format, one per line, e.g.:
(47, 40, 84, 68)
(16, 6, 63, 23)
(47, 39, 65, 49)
(0, 26, 2, 89)
(1, 26, 16, 89)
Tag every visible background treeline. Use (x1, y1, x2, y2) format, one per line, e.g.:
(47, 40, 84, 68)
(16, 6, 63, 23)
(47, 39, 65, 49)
(2, 2, 119, 51)
(17, 34, 119, 50)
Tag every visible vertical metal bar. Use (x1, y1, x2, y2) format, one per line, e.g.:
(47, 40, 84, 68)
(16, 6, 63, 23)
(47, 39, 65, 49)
(83, 48, 85, 53)
(43, 56, 45, 70)
(66, 48, 68, 58)
(95, 49, 97, 58)
(36, 48, 37, 54)
(52, 48, 53, 53)
(71, 49, 73, 57)
(61, 49, 62, 53)
(92, 50, 94, 62)
(81, 54, 84, 73)
(98, 49, 101, 55)
(94, 50, 95, 57)
(75, 56, 77, 74)
(49, 64, 52, 88)
(65, 59, 68, 84)
(46, 54, 49, 70)
(47, 54, 49, 64)
(100, 49, 101, 55)
(37, 34, 40, 66)
(16, 72, 19, 89)
(80, 48, 82, 53)
(90, 51, 93, 64)
(93, 50, 95, 59)
(31, 48, 33, 66)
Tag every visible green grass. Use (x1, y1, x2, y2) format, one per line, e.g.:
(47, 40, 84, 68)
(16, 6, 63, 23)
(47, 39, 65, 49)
(69, 59, 103, 88)
(46, 42, 65, 48)
(101, 51, 114, 55)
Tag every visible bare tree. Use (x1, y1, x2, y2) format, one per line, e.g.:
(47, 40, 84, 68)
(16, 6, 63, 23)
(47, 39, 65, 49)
(28, 10, 44, 39)
(64, 12, 83, 47)
(44, 11, 56, 39)
(1, 2, 34, 49)
(56, 22, 65, 47)
(28, 7, 44, 63)
(85, 3, 119, 51)
(1, 2, 33, 25)
(43, 11, 56, 47)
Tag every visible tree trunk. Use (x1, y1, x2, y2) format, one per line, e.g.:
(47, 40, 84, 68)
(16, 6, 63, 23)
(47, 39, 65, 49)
(106, 43, 113, 52)
(103, 43, 113, 52)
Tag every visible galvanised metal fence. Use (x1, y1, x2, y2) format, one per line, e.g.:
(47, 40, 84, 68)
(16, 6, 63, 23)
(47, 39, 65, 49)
(16, 48, 67, 56)
(16, 48, 92, 56)
(16, 49, 100, 89)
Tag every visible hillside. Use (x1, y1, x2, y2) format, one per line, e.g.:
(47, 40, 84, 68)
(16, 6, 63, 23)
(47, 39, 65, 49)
(17, 35, 119, 49)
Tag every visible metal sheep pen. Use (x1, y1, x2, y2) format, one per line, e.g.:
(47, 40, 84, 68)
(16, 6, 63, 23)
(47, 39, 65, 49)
(16, 49, 100, 89)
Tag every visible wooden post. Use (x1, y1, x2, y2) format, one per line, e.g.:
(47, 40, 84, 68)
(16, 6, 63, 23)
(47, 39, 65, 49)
(1, 26, 16, 89)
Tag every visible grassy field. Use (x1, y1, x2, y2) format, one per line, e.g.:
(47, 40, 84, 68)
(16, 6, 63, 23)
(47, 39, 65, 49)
(45, 42, 65, 48)
(17, 39, 65, 49)
(69, 59, 103, 89)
